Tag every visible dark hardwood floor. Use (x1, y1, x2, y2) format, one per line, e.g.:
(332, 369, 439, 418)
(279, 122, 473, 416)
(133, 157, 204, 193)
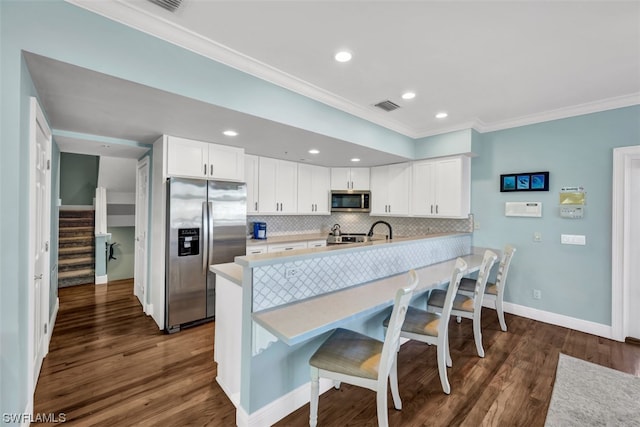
(34, 280, 640, 426)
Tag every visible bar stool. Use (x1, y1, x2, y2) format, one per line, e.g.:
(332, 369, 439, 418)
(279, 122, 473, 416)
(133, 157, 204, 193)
(458, 245, 516, 332)
(308, 270, 419, 427)
(384, 258, 467, 395)
(427, 250, 497, 358)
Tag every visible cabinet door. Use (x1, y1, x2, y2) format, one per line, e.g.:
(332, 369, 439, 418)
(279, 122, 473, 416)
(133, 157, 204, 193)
(349, 167, 370, 190)
(410, 160, 436, 216)
(434, 157, 470, 217)
(330, 168, 351, 190)
(312, 165, 330, 214)
(246, 245, 267, 255)
(207, 144, 245, 181)
(245, 155, 259, 214)
(267, 242, 307, 253)
(276, 160, 298, 214)
(258, 157, 279, 214)
(369, 165, 389, 215)
(297, 164, 315, 214)
(307, 239, 327, 248)
(386, 163, 410, 215)
(166, 136, 207, 178)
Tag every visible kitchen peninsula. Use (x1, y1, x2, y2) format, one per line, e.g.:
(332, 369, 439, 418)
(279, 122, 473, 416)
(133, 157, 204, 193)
(211, 232, 484, 427)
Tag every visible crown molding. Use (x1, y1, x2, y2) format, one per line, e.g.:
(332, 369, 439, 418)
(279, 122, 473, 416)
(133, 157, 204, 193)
(476, 93, 640, 134)
(66, 0, 417, 137)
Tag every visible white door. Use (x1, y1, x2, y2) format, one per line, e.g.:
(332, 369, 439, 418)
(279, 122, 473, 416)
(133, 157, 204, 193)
(628, 158, 640, 339)
(134, 157, 150, 311)
(29, 97, 51, 395)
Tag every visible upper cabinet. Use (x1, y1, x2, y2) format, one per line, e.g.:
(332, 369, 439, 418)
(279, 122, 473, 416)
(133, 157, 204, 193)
(330, 167, 370, 190)
(245, 154, 260, 214)
(297, 164, 331, 215)
(258, 157, 298, 214)
(370, 163, 411, 216)
(166, 136, 244, 181)
(411, 156, 470, 218)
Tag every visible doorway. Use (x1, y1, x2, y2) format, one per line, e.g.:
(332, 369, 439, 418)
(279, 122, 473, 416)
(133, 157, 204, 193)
(612, 145, 640, 341)
(28, 97, 52, 410)
(135, 156, 150, 312)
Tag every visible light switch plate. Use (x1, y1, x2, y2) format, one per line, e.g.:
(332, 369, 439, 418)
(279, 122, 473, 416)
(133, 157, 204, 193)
(561, 234, 586, 245)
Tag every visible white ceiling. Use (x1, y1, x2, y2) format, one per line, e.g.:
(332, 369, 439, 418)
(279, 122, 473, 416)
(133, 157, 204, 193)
(31, 1, 640, 163)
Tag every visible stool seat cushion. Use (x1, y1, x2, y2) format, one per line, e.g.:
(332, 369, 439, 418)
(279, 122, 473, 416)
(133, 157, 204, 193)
(384, 306, 441, 337)
(429, 289, 474, 312)
(459, 277, 498, 295)
(309, 328, 382, 380)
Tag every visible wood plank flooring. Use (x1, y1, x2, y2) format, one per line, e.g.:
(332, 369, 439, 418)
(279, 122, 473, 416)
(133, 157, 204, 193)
(34, 279, 640, 426)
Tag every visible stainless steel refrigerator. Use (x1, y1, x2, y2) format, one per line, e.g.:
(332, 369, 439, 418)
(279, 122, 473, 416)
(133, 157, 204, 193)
(165, 177, 246, 333)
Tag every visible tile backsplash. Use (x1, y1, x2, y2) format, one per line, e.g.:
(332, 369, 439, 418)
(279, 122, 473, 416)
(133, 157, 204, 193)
(247, 213, 473, 238)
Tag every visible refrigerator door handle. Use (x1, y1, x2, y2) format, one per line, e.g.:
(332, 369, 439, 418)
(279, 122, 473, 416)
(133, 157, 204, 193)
(202, 201, 208, 274)
(208, 201, 214, 268)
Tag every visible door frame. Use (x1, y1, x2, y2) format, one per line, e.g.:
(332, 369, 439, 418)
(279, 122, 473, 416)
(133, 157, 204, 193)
(134, 156, 150, 312)
(27, 97, 52, 413)
(611, 145, 640, 341)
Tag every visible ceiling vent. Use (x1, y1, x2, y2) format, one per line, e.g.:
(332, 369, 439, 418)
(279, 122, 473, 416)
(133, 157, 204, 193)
(374, 100, 400, 112)
(147, 0, 183, 12)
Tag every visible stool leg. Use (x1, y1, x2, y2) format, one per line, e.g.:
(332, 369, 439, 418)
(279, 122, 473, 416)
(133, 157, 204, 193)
(376, 386, 389, 427)
(310, 367, 319, 427)
(437, 339, 451, 394)
(497, 298, 507, 332)
(389, 355, 402, 410)
(473, 313, 484, 358)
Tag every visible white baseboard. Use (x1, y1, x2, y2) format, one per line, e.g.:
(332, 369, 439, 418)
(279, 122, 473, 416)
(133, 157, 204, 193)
(95, 274, 108, 285)
(146, 303, 154, 317)
(216, 376, 239, 407)
(45, 297, 59, 356)
(499, 301, 614, 340)
(236, 378, 333, 427)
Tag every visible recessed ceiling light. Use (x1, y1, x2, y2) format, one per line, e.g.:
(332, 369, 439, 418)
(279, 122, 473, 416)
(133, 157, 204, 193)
(308, 149, 320, 154)
(223, 130, 238, 136)
(351, 158, 361, 162)
(334, 51, 352, 62)
(401, 92, 416, 100)
(435, 112, 448, 119)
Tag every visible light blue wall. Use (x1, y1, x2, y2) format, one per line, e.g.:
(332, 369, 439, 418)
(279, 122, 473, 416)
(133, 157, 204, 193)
(471, 106, 640, 325)
(414, 128, 474, 159)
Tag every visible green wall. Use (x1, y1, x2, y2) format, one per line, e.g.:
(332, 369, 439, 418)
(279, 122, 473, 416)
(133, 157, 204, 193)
(59, 153, 98, 205)
(106, 227, 135, 281)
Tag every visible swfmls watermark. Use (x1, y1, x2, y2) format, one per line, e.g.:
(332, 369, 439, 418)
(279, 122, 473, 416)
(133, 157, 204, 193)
(3, 412, 66, 423)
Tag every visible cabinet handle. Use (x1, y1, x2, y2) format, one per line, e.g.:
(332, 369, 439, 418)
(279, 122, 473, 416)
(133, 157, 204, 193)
(431, 205, 434, 214)
(347, 181, 350, 189)
(388, 205, 391, 213)
(210, 164, 213, 176)
(203, 164, 207, 175)
(436, 205, 439, 214)
(255, 202, 258, 211)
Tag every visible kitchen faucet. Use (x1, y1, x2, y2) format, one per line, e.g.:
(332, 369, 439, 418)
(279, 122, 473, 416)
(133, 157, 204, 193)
(367, 220, 393, 240)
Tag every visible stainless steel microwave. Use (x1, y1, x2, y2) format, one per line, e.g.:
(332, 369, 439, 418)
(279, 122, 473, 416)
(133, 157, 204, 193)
(330, 191, 371, 212)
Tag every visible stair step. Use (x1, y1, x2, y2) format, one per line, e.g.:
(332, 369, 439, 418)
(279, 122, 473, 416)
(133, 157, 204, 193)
(59, 245, 94, 256)
(58, 275, 95, 288)
(59, 268, 94, 279)
(59, 210, 95, 219)
(59, 226, 94, 234)
(60, 235, 94, 242)
(59, 256, 93, 266)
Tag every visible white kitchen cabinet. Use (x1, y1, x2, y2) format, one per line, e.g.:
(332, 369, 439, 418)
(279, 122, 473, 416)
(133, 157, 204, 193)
(297, 164, 330, 215)
(330, 167, 370, 190)
(267, 242, 308, 253)
(246, 244, 267, 255)
(166, 135, 244, 181)
(411, 156, 470, 218)
(370, 163, 411, 216)
(245, 154, 260, 214)
(258, 157, 298, 214)
(307, 239, 327, 248)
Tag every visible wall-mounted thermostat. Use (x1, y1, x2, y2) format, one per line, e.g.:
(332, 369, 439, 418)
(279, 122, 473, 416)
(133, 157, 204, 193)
(505, 201, 542, 217)
(560, 206, 584, 219)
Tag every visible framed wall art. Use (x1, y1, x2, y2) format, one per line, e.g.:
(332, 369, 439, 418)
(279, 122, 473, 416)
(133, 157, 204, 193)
(500, 171, 549, 192)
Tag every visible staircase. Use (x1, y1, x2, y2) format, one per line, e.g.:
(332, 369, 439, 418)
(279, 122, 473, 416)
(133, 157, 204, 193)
(58, 209, 95, 287)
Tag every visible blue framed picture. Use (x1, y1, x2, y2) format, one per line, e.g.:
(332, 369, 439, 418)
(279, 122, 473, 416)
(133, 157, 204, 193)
(500, 171, 549, 192)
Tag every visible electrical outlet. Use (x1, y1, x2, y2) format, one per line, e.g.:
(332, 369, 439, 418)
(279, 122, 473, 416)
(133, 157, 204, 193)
(533, 289, 542, 299)
(285, 267, 301, 279)
(533, 232, 542, 242)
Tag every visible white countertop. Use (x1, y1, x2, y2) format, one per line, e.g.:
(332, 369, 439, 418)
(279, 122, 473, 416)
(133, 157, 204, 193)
(210, 263, 243, 285)
(252, 250, 489, 346)
(246, 233, 328, 246)
(237, 232, 469, 267)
